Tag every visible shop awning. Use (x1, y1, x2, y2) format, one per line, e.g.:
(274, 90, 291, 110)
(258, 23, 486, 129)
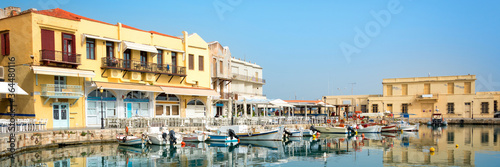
(155, 46, 185, 53)
(83, 34, 121, 43)
(160, 86, 219, 96)
(0, 82, 28, 95)
(94, 82, 163, 92)
(123, 41, 158, 54)
(32, 66, 95, 78)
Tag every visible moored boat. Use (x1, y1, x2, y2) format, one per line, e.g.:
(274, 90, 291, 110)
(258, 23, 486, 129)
(208, 129, 239, 143)
(183, 131, 209, 142)
(147, 127, 182, 145)
(381, 125, 398, 132)
(116, 135, 143, 146)
(356, 125, 382, 133)
(395, 121, 419, 131)
(313, 125, 356, 134)
(302, 129, 317, 136)
(237, 128, 284, 141)
(427, 113, 448, 126)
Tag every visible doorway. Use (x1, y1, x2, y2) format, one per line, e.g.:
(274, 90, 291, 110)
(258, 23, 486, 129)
(53, 103, 69, 129)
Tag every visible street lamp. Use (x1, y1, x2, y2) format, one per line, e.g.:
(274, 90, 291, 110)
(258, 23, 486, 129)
(91, 81, 105, 129)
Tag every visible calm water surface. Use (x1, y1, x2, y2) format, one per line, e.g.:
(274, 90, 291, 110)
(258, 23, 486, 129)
(2, 125, 500, 166)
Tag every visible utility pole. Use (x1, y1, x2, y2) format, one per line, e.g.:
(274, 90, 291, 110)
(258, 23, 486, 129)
(349, 83, 356, 95)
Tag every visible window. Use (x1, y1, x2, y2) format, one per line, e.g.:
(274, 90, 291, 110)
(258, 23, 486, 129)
(126, 91, 147, 99)
(386, 85, 393, 96)
(424, 83, 430, 94)
(481, 102, 489, 114)
(198, 55, 204, 71)
(402, 84, 408, 95)
(372, 104, 378, 113)
(172, 52, 177, 73)
(447, 103, 455, 114)
(402, 103, 408, 113)
(481, 132, 489, 144)
(157, 50, 163, 65)
(156, 93, 179, 101)
(494, 100, 498, 112)
(188, 54, 194, 70)
(86, 38, 95, 59)
(448, 83, 454, 94)
(88, 89, 115, 98)
(123, 49, 131, 69)
(140, 51, 148, 66)
(464, 82, 471, 94)
(447, 131, 454, 144)
(1, 32, 10, 56)
(54, 76, 66, 92)
(361, 105, 367, 113)
(219, 60, 223, 73)
(106, 42, 114, 58)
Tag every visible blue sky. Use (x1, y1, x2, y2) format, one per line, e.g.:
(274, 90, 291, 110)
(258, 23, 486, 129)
(5, 0, 500, 100)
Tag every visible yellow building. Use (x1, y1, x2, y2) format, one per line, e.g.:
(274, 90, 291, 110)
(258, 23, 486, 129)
(0, 8, 217, 129)
(324, 75, 500, 118)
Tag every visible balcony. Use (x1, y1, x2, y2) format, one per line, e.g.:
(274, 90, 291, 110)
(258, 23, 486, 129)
(41, 84, 83, 104)
(101, 57, 186, 76)
(231, 74, 266, 84)
(40, 50, 81, 67)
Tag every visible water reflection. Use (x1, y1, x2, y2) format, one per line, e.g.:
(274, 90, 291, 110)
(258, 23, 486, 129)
(1, 125, 499, 166)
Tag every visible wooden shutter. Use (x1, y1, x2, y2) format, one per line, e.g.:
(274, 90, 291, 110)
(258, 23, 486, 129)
(189, 54, 194, 70)
(1, 33, 5, 56)
(41, 29, 55, 51)
(448, 83, 454, 94)
(464, 82, 471, 94)
(198, 55, 204, 71)
(424, 83, 430, 94)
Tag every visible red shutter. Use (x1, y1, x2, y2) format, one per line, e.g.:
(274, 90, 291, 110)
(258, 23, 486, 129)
(1, 33, 5, 56)
(71, 34, 76, 54)
(41, 29, 55, 51)
(4, 33, 9, 55)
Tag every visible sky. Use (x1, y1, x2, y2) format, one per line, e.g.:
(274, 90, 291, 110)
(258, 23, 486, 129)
(4, 0, 500, 100)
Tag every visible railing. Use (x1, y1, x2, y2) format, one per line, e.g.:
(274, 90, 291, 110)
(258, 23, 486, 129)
(41, 84, 83, 98)
(233, 91, 265, 97)
(416, 94, 439, 100)
(105, 116, 334, 128)
(231, 74, 266, 84)
(101, 57, 186, 75)
(40, 50, 81, 65)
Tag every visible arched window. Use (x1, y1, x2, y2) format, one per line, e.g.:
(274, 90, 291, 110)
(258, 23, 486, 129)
(187, 99, 204, 106)
(88, 89, 115, 98)
(126, 91, 147, 99)
(156, 93, 179, 101)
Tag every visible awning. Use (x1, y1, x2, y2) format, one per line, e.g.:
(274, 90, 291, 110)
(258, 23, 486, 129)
(270, 99, 294, 107)
(83, 34, 121, 43)
(160, 86, 219, 96)
(155, 46, 185, 53)
(32, 66, 95, 78)
(360, 113, 385, 117)
(123, 41, 158, 54)
(94, 82, 163, 92)
(0, 82, 28, 95)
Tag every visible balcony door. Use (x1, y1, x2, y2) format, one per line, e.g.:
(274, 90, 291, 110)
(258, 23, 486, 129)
(62, 33, 76, 63)
(123, 49, 131, 69)
(53, 103, 69, 129)
(171, 52, 177, 73)
(54, 76, 66, 92)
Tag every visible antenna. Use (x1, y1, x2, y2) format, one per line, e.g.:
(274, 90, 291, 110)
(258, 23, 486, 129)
(349, 83, 356, 95)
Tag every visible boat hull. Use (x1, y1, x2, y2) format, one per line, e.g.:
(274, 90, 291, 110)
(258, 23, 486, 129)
(357, 125, 382, 133)
(116, 135, 143, 146)
(314, 126, 352, 134)
(302, 129, 316, 136)
(399, 123, 419, 131)
(148, 133, 183, 145)
(381, 125, 398, 132)
(209, 135, 239, 142)
(237, 129, 283, 141)
(183, 134, 208, 142)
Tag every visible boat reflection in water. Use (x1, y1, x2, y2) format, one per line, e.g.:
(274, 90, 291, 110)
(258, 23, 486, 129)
(2, 125, 500, 166)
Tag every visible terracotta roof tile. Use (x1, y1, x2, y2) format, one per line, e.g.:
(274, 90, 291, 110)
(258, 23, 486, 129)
(34, 8, 115, 26)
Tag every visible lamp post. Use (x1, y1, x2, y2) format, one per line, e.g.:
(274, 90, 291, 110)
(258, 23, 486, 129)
(100, 87, 104, 129)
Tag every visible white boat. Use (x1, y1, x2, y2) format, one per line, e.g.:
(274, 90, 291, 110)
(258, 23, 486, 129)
(147, 127, 183, 145)
(208, 128, 239, 142)
(302, 129, 317, 136)
(237, 127, 284, 141)
(356, 125, 382, 133)
(116, 135, 143, 146)
(313, 126, 356, 134)
(182, 131, 209, 142)
(395, 121, 419, 131)
(288, 128, 303, 137)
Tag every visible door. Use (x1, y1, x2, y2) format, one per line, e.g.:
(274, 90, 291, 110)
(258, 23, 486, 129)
(125, 103, 132, 118)
(465, 102, 471, 113)
(54, 159, 70, 167)
(54, 76, 66, 92)
(171, 52, 177, 73)
(53, 103, 69, 128)
(387, 104, 393, 113)
(62, 33, 75, 62)
(123, 49, 131, 69)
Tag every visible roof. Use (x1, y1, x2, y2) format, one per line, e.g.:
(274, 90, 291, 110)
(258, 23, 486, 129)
(33, 8, 179, 39)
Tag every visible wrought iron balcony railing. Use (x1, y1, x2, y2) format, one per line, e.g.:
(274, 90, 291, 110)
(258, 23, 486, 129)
(41, 84, 83, 98)
(101, 57, 186, 75)
(40, 50, 81, 65)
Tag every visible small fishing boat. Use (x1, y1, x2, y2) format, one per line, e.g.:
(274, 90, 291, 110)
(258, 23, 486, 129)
(427, 113, 448, 126)
(312, 125, 356, 134)
(356, 124, 382, 133)
(302, 129, 317, 136)
(208, 129, 239, 143)
(183, 131, 209, 142)
(147, 127, 182, 145)
(116, 135, 143, 146)
(395, 121, 419, 131)
(237, 128, 284, 141)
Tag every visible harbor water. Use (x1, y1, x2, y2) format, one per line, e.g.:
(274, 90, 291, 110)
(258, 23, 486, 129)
(1, 125, 499, 166)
